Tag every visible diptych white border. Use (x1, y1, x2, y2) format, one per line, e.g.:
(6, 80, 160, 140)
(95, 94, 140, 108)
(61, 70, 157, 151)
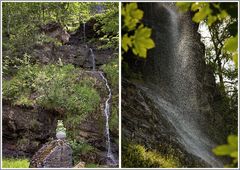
(0, 0, 239, 169)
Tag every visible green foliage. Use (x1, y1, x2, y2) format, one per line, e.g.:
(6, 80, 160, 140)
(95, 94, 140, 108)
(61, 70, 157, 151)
(213, 135, 238, 167)
(223, 35, 238, 67)
(2, 2, 119, 67)
(109, 105, 119, 132)
(98, 35, 119, 50)
(36, 34, 63, 47)
(2, 158, 30, 168)
(101, 58, 119, 88)
(122, 3, 143, 31)
(131, 25, 155, 57)
(122, 3, 155, 58)
(3, 63, 100, 125)
(3, 53, 32, 77)
(92, 3, 119, 50)
(122, 144, 180, 168)
(69, 139, 95, 164)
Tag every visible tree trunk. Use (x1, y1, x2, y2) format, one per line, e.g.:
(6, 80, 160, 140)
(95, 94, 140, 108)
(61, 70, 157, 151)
(7, 3, 11, 37)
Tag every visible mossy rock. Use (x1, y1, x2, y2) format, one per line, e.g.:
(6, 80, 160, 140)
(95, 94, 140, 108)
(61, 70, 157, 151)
(29, 140, 72, 168)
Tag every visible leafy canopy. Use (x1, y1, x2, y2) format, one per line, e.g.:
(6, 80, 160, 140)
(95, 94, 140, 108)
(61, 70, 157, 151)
(122, 3, 155, 58)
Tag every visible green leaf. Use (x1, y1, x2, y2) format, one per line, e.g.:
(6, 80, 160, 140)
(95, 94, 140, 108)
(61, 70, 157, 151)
(122, 34, 132, 52)
(132, 25, 155, 58)
(191, 2, 201, 11)
(233, 53, 238, 67)
(228, 135, 238, 149)
(230, 151, 238, 158)
(212, 145, 235, 156)
(123, 3, 143, 31)
(176, 2, 192, 12)
(224, 35, 238, 52)
(192, 4, 211, 23)
(207, 15, 217, 26)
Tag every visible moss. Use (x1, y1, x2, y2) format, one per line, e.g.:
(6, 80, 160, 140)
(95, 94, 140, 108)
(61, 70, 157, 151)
(122, 143, 181, 168)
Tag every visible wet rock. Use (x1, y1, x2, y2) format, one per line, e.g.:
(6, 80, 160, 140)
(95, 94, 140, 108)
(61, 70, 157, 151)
(122, 2, 227, 168)
(29, 140, 72, 168)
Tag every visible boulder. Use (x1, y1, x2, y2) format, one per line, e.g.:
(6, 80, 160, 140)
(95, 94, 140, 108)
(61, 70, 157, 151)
(29, 140, 73, 168)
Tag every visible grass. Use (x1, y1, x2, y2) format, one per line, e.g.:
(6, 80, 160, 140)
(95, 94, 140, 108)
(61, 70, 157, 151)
(2, 158, 30, 168)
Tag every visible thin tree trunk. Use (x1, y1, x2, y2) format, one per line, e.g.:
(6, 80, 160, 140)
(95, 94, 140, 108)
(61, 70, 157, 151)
(7, 3, 11, 37)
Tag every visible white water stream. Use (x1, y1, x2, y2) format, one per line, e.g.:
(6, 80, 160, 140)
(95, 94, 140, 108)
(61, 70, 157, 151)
(99, 72, 117, 165)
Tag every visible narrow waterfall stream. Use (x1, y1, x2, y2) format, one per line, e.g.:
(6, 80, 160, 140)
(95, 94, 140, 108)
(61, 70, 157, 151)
(83, 22, 86, 44)
(89, 48, 96, 71)
(99, 72, 117, 165)
(84, 21, 116, 165)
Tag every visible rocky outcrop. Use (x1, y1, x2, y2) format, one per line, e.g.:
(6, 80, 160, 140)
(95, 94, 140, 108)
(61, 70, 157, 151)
(2, 102, 57, 157)
(122, 3, 227, 168)
(29, 140, 72, 168)
(2, 70, 118, 165)
(31, 44, 114, 69)
(31, 19, 116, 70)
(40, 22, 70, 44)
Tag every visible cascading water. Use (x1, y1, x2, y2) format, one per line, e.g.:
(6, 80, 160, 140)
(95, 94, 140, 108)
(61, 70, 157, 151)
(89, 48, 96, 71)
(99, 72, 117, 165)
(123, 3, 225, 167)
(89, 45, 117, 166)
(83, 22, 86, 44)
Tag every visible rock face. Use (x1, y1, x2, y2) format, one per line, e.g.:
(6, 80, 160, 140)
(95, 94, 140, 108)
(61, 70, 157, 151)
(29, 140, 72, 168)
(40, 22, 70, 44)
(2, 102, 57, 157)
(122, 3, 227, 168)
(31, 40, 114, 69)
(32, 20, 115, 69)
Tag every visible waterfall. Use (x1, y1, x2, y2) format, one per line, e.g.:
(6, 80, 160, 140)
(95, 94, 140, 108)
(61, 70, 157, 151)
(133, 3, 224, 167)
(99, 72, 116, 165)
(83, 22, 86, 44)
(89, 48, 96, 71)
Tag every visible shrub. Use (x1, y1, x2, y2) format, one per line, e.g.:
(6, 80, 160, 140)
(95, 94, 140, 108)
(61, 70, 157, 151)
(3, 63, 100, 126)
(69, 139, 95, 165)
(101, 58, 119, 89)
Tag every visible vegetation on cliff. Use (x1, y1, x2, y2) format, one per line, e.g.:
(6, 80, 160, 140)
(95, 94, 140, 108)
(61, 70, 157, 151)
(2, 2, 119, 168)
